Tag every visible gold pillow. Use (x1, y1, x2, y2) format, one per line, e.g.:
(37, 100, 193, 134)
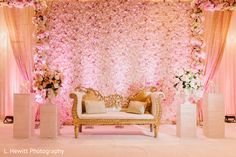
(129, 90, 152, 113)
(127, 101, 147, 114)
(82, 90, 101, 112)
(129, 90, 147, 101)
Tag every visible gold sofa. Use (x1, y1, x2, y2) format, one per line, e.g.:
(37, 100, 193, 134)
(70, 86, 165, 138)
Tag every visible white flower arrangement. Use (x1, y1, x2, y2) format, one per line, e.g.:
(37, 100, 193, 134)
(174, 69, 203, 100)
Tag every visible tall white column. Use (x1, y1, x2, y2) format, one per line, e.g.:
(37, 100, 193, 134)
(40, 103, 59, 138)
(13, 93, 34, 138)
(177, 101, 197, 138)
(203, 93, 224, 138)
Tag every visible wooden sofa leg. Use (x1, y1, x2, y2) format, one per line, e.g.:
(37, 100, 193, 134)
(79, 124, 82, 132)
(150, 124, 153, 132)
(154, 124, 158, 138)
(74, 125, 79, 138)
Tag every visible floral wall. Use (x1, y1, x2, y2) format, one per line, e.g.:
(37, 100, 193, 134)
(46, 0, 192, 122)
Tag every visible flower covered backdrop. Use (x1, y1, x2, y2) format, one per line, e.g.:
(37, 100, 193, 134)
(2, 0, 236, 123)
(46, 0, 192, 122)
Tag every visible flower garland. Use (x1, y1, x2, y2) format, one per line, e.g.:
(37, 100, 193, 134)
(32, 0, 49, 74)
(190, 0, 236, 76)
(7, 0, 33, 8)
(193, 0, 236, 11)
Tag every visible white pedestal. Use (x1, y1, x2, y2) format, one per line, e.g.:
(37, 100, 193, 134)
(13, 94, 34, 138)
(203, 93, 224, 138)
(40, 103, 59, 138)
(177, 102, 197, 138)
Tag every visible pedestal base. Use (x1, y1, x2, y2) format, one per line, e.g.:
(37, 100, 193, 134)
(203, 93, 224, 138)
(13, 94, 34, 138)
(177, 102, 197, 138)
(40, 104, 59, 138)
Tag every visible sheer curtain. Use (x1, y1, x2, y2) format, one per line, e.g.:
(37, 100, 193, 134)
(197, 11, 232, 122)
(213, 11, 236, 116)
(203, 11, 232, 91)
(0, 7, 34, 119)
(3, 7, 34, 90)
(0, 8, 23, 119)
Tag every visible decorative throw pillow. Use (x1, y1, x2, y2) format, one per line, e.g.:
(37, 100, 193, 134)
(129, 90, 152, 113)
(84, 100, 106, 114)
(82, 90, 101, 112)
(126, 101, 147, 114)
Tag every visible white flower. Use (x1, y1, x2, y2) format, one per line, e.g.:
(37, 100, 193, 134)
(39, 85, 43, 90)
(55, 75, 60, 80)
(182, 75, 190, 82)
(190, 81, 196, 88)
(54, 83, 59, 89)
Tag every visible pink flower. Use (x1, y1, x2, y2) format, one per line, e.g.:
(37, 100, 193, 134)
(202, 1, 215, 11)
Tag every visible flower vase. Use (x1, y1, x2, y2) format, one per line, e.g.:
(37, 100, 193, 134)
(46, 89, 55, 104)
(184, 89, 191, 104)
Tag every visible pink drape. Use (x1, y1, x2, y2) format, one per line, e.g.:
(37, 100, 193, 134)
(197, 11, 232, 123)
(3, 7, 34, 90)
(0, 7, 34, 118)
(0, 8, 23, 118)
(213, 11, 236, 115)
(203, 11, 232, 91)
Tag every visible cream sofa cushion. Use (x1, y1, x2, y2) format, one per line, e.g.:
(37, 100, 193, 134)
(84, 100, 106, 114)
(127, 101, 147, 114)
(80, 111, 154, 119)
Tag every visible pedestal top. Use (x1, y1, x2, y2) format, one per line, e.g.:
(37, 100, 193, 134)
(14, 93, 32, 96)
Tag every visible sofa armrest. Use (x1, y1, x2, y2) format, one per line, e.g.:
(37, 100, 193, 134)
(70, 91, 85, 119)
(151, 92, 165, 117)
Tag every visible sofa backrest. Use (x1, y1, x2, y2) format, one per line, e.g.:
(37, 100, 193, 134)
(72, 86, 164, 113)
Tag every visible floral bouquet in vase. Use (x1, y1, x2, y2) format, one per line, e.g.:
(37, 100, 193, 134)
(174, 69, 203, 103)
(34, 69, 62, 100)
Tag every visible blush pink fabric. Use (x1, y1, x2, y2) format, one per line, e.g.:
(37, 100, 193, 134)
(3, 7, 34, 89)
(213, 11, 236, 115)
(0, 7, 33, 117)
(197, 11, 232, 122)
(0, 8, 23, 117)
(203, 11, 232, 91)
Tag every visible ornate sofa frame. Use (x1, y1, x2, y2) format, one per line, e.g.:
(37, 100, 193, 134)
(70, 87, 165, 138)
